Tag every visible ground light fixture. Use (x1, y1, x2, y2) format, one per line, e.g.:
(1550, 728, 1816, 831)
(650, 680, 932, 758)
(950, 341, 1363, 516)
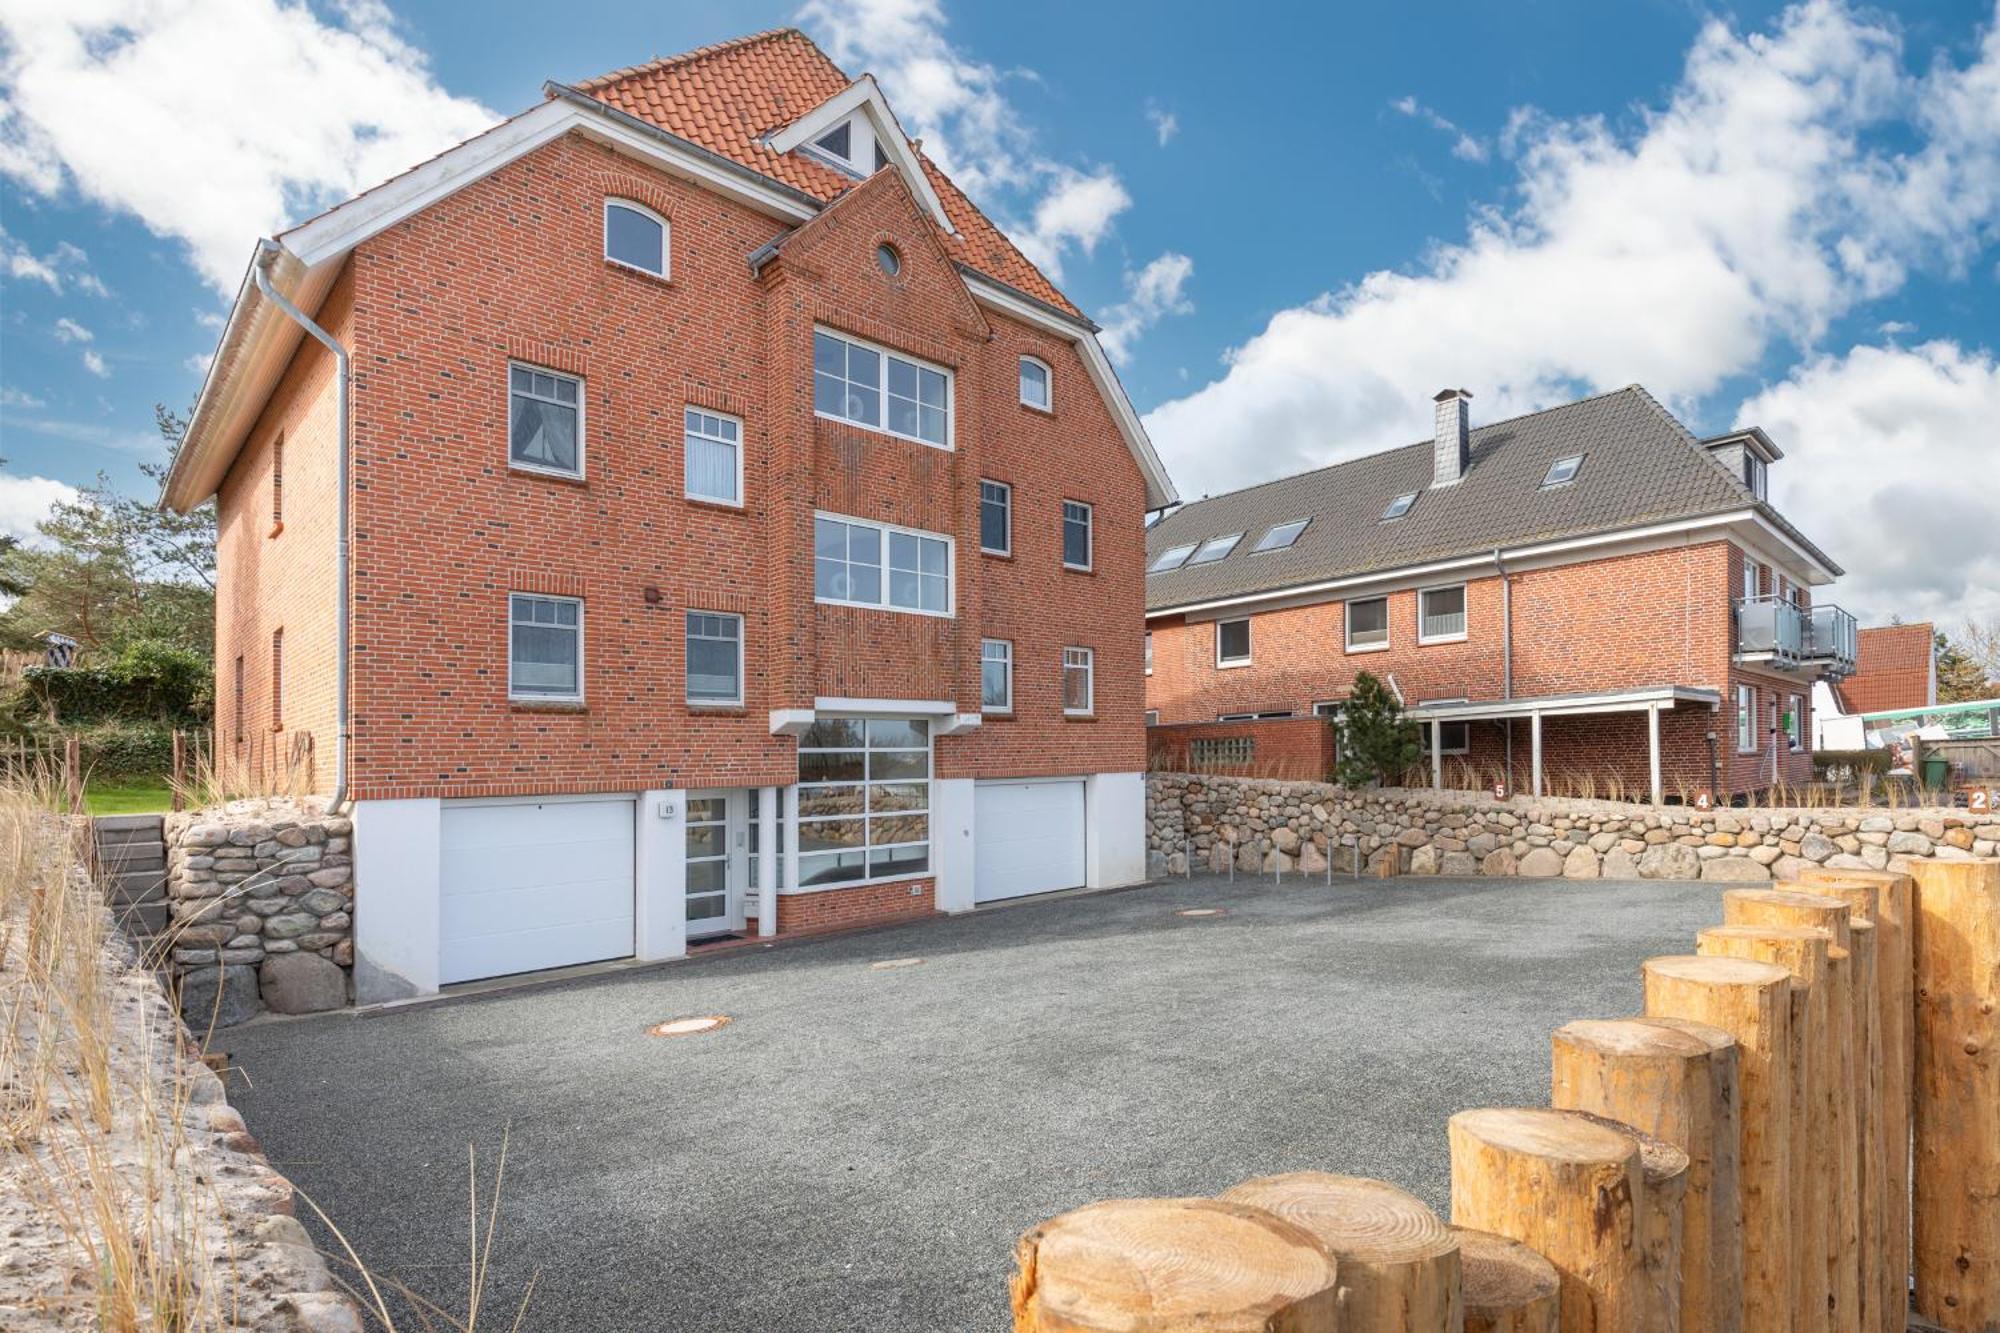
(646, 1015, 731, 1038)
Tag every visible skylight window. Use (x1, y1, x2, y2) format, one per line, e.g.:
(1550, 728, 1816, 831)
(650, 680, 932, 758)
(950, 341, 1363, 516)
(1542, 455, 1584, 487)
(1148, 543, 1196, 573)
(1188, 533, 1243, 565)
(1253, 518, 1309, 552)
(1381, 493, 1417, 522)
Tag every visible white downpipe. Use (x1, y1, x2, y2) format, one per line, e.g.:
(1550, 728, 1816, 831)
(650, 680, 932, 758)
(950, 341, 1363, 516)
(251, 240, 350, 812)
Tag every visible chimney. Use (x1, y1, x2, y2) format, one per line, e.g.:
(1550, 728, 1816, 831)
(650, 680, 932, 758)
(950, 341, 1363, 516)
(1432, 389, 1471, 487)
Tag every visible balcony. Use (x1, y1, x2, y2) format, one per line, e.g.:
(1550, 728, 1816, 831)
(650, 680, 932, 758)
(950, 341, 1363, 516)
(1735, 596, 1857, 678)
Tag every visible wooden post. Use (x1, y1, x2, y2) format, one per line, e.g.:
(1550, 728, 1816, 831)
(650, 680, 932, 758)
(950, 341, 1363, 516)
(1723, 888, 1863, 1332)
(1009, 1197, 1341, 1331)
(1552, 1017, 1742, 1332)
(1561, 1109, 1690, 1333)
(63, 734, 82, 813)
(1903, 858, 2000, 1332)
(1221, 1173, 1460, 1330)
(1448, 1106, 1645, 1330)
(171, 729, 186, 812)
(1841, 911, 1883, 1333)
(1453, 1227, 1558, 1333)
(1798, 865, 1915, 1333)
(1643, 954, 1794, 1330)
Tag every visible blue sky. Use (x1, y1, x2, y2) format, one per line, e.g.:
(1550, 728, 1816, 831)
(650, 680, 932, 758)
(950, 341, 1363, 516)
(2, 0, 1996, 623)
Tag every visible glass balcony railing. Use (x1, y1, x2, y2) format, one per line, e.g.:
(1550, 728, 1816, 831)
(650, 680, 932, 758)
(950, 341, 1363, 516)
(1806, 603, 1858, 673)
(1735, 596, 1858, 676)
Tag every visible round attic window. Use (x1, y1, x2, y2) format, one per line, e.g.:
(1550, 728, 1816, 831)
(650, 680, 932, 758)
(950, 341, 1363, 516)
(876, 243, 902, 276)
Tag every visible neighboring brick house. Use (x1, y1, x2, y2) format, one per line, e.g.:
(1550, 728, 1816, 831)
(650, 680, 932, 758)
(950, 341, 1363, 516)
(1144, 386, 1854, 802)
(1834, 623, 1937, 715)
(163, 29, 1175, 1000)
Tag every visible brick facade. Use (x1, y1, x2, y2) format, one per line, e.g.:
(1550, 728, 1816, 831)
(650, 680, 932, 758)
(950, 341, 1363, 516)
(1147, 538, 1825, 798)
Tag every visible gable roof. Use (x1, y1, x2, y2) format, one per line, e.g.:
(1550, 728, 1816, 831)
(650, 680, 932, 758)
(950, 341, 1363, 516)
(1144, 385, 1841, 613)
(570, 28, 1074, 315)
(164, 28, 1176, 513)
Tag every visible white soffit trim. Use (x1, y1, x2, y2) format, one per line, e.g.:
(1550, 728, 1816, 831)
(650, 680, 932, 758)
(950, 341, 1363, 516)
(762, 76, 954, 233)
(813, 696, 958, 715)
(1405, 685, 1723, 721)
(963, 272, 1179, 510)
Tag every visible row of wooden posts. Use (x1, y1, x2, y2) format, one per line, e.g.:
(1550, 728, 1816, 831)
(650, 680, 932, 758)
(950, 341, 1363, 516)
(1007, 858, 1999, 1331)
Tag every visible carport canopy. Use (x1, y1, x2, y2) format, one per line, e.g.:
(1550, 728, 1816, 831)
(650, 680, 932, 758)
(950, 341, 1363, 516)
(1403, 685, 1723, 803)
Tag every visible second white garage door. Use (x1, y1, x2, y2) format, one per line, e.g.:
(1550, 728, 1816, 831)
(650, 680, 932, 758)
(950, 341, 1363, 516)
(974, 779, 1086, 904)
(440, 798, 635, 984)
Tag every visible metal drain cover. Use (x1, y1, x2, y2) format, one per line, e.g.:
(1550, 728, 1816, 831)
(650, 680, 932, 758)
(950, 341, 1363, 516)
(1176, 908, 1225, 918)
(647, 1015, 731, 1037)
(870, 957, 926, 970)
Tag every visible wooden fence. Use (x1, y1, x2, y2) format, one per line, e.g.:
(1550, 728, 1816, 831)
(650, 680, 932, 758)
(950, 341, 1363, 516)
(1007, 858, 2000, 1331)
(0, 727, 312, 811)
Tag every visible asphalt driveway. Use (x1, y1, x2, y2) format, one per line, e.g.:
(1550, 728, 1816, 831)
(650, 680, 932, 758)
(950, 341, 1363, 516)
(222, 871, 1721, 1331)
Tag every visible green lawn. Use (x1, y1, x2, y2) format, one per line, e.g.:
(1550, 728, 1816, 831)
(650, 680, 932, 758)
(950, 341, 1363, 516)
(84, 780, 175, 816)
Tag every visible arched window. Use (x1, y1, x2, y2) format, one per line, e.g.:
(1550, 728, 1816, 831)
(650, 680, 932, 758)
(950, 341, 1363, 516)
(1019, 356, 1051, 411)
(604, 199, 668, 277)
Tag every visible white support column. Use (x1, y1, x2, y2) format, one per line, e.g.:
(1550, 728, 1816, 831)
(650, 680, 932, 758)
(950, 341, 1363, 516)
(1530, 711, 1544, 797)
(756, 785, 778, 938)
(1647, 704, 1664, 806)
(780, 784, 800, 929)
(1430, 720, 1444, 790)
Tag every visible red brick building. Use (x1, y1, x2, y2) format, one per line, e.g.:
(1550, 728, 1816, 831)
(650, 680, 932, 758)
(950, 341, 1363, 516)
(1834, 623, 1937, 715)
(164, 30, 1174, 999)
(1144, 387, 1854, 802)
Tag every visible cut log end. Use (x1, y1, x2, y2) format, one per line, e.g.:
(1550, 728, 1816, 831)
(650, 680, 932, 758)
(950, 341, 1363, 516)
(1454, 1226, 1559, 1333)
(1010, 1197, 1340, 1332)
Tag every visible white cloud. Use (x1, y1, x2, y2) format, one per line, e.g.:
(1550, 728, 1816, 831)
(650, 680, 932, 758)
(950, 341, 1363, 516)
(52, 315, 90, 342)
(0, 414, 156, 454)
(1100, 252, 1195, 364)
(1741, 340, 2000, 624)
(1146, 101, 1178, 147)
(1391, 94, 1488, 163)
(184, 351, 213, 375)
(1146, 1, 2000, 502)
(0, 0, 499, 294)
(0, 471, 77, 543)
(80, 348, 108, 378)
(799, 0, 1141, 281)
(0, 386, 45, 408)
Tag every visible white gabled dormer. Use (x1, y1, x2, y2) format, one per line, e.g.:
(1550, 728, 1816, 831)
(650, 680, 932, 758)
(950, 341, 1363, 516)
(764, 75, 956, 233)
(1702, 427, 1782, 502)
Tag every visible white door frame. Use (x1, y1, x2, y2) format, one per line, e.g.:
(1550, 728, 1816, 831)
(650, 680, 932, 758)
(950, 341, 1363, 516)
(685, 788, 748, 939)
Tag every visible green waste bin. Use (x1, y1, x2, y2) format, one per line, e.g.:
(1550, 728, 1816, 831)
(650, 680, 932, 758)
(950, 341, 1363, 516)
(1921, 756, 1949, 790)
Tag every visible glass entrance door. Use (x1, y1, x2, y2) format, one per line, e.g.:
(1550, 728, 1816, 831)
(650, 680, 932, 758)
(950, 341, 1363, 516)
(686, 790, 743, 939)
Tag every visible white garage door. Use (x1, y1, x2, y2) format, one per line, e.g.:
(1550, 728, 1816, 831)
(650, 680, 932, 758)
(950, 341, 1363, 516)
(974, 779, 1086, 904)
(440, 798, 635, 984)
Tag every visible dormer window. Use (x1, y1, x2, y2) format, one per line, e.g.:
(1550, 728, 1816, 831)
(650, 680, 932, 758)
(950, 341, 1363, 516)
(1382, 492, 1417, 522)
(815, 122, 851, 160)
(1744, 453, 1767, 500)
(806, 116, 887, 178)
(604, 200, 668, 278)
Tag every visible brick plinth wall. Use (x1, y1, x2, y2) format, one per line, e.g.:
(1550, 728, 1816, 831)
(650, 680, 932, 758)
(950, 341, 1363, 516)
(759, 878, 936, 934)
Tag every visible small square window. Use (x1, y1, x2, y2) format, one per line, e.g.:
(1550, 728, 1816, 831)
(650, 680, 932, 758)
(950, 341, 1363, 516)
(1188, 533, 1242, 565)
(1253, 518, 1308, 552)
(980, 480, 1012, 555)
(1346, 596, 1389, 650)
(509, 364, 582, 477)
(684, 408, 742, 505)
(1542, 455, 1583, 487)
(1381, 492, 1417, 522)
(1019, 357, 1051, 410)
(686, 611, 743, 705)
(981, 639, 1013, 712)
(1419, 585, 1467, 642)
(510, 594, 583, 700)
(1062, 500, 1093, 570)
(1217, 618, 1251, 666)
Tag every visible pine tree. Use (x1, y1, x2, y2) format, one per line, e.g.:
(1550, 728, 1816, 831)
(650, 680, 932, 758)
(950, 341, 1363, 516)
(1334, 671, 1421, 788)
(1936, 629, 1996, 703)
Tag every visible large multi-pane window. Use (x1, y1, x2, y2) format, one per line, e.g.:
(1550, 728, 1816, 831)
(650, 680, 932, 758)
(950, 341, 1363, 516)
(683, 408, 741, 505)
(796, 718, 930, 886)
(508, 364, 582, 477)
(814, 514, 951, 615)
(981, 639, 1013, 712)
(813, 328, 950, 447)
(979, 479, 1012, 554)
(509, 594, 582, 700)
(685, 611, 742, 704)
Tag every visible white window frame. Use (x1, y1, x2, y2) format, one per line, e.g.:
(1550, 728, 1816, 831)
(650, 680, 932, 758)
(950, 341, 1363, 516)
(981, 638, 1014, 713)
(1216, 617, 1252, 668)
(1312, 700, 1343, 717)
(508, 593, 584, 702)
(684, 610, 745, 707)
(795, 716, 931, 890)
(1252, 518, 1309, 553)
(1219, 710, 1294, 721)
(1062, 500, 1094, 571)
(1417, 583, 1469, 644)
(1144, 631, 1153, 675)
(1542, 454, 1583, 488)
(813, 326, 954, 450)
(683, 407, 744, 507)
(1788, 692, 1805, 751)
(1382, 492, 1417, 521)
(1148, 542, 1196, 573)
(1742, 555, 1761, 600)
(1737, 683, 1758, 753)
(1345, 596, 1390, 653)
(1019, 355, 1052, 412)
(1144, 709, 1160, 726)
(603, 198, 670, 278)
(1063, 647, 1094, 716)
(813, 511, 955, 618)
(979, 479, 1012, 556)
(1188, 532, 1243, 565)
(507, 361, 585, 480)
(1420, 720, 1471, 755)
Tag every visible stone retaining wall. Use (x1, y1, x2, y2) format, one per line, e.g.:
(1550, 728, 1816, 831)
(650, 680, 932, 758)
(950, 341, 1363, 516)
(1146, 772, 1997, 882)
(164, 799, 354, 1024)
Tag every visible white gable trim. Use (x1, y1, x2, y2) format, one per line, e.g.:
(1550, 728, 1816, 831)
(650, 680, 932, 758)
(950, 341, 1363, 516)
(962, 271, 1179, 510)
(762, 76, 954, 233)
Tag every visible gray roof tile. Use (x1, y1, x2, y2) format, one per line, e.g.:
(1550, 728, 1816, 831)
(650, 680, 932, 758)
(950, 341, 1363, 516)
(1145, 385, 1840, 611)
